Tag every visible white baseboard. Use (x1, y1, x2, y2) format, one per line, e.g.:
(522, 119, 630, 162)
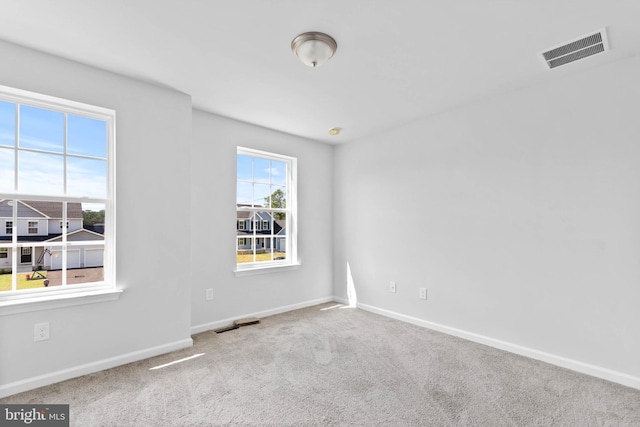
(0, 338, 193, 399)
(333, 297, 349, 305)
(6, 297, 636, 399)
(190, 296, 335, 335)
(2, 297, 335, 398)
(357, 302, 640, 391)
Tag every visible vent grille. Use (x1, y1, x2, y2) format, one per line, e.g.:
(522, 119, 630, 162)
(540, 29, 609, 69)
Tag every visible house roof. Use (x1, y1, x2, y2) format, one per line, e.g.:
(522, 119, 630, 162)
(0, 228, 104, 244)
(237, 220, 283, 237)
(26, 201, 83, 219)
(236, 210, 278, 221)
(275, 220, 286, 236)
(236, 206, 286, 236)
(46, 228, 104, 242)
(0, 234, 62, 243)
(236, 211, 252, 220)
(0, 200, 83, 219)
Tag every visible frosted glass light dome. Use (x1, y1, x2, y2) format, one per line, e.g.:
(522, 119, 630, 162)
(291, 32, 337, 68)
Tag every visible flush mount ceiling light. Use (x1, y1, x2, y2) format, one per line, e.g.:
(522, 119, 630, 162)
(328, 127, 341, 136)
(291, 32, 337, 68)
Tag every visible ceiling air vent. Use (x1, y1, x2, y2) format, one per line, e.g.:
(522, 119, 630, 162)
(540, 28, 609, 69)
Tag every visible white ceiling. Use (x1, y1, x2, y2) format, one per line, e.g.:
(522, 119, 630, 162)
(1, 1, 640, 144)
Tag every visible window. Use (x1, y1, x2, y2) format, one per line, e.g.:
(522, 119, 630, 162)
(0, 84, 116, 310)
(236, 147, 297, 272)
(0, 248, 7, 259)
(237, 220, 245, 231)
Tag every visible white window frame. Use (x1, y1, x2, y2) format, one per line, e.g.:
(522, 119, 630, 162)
(28, 221, 38, 234)
(5, 221, 12, 235)
(0, 85, 120, 315)
(235, 147, 298, 275)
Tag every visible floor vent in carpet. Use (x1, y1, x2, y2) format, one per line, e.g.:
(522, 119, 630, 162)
(214, 317, 260, 333)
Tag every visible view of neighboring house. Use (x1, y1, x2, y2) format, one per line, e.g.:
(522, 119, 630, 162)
(236, 206, 286, 253)
(0, 199, 104, 271)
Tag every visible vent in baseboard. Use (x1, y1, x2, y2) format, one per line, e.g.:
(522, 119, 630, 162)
(540, 28, 609, 69)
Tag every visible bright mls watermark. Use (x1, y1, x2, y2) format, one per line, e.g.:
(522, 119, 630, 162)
(1, 405, 69, 426)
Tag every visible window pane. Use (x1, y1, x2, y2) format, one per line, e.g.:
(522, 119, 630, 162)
(270, 186, 286, 210)
(254, 157, 270, 184)
(253, 211, 274, 264)
(67, 114, 107, 158)
(73, 201, 106, 285)
(62, 246, 104, 286)
(15, 244, 47, 290)
(237, 236, 254, 264)
(19, 105, 64, 152)
(0, 244, 10, 293)
(0, 100, 15, 147)
(236, 208, 251, 263)
(253, 184, 270, 207)
(82, 202, 106, 234)
(237, 154, 252, 181)
(0, 147, 14, 192)
(67, 157, 107, 198)
(237, 181, 252, 205)
(274, 212, 287, 261)
(271, 160, 286, 186)
(17, 151, 64, 195)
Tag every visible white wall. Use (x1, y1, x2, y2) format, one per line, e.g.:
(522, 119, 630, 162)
(334, 55, 640, 383)
(0, 40, 193, 392)
(190, 111, 334, 331)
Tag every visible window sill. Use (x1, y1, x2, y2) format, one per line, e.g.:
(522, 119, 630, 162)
(234, 263, 300, 277)
(0, 288, 123, 316)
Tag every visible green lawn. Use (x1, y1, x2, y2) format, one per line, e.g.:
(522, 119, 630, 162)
(237, 252, 286, 264)
(0, 272, 48, 292)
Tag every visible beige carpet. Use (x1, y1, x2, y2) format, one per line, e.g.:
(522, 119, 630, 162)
(2, 303, 640, 426)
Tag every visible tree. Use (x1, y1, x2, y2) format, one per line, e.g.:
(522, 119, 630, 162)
(264, 189, 286, 220)
(83, 210, 105, 226)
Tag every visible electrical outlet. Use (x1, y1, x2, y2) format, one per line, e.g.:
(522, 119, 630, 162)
(419, 288, 427, 300)
(389, 282, 397, 293)
(205, 288, 214, 301)
(34, 322, 50, 342)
